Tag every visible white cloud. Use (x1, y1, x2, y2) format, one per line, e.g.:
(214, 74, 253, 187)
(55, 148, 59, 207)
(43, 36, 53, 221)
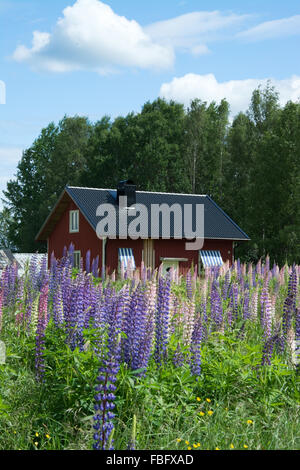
(145, 11, 249, 55)
(13, 0, 174, 73)
(238, 15, 300, 41)
(160, 73, 300, 116)
(13, 2, 252, 73)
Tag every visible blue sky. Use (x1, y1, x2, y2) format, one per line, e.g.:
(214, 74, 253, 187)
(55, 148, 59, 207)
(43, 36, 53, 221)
(0, 0, 299, 208)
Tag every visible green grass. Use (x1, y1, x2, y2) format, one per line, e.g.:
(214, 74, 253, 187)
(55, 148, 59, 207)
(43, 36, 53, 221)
(0, 314, 299, 451)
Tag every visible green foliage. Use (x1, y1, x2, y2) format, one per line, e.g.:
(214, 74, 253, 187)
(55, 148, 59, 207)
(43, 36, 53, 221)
(0, 208, 15, 249)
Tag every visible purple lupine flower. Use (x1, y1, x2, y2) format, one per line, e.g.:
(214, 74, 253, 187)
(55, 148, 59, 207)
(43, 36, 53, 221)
(70, 274, 87, 351)
(130, 287, 148, 371)
(282, 269, 298, 348)
(138, 280, 156, 370)
(93, 357, 119, 450)
(190, 314, 203, 377)
(83, 276, 98, 328)
(93, 285, 124, 450)
(52, 284, 64, 328)
(86, 250, 91, 274)
(2, 263, 18, 307)
(92, 256, 99, 278)
(130, 285, 156, 373)
(37, 255, 48, 291)
(121, 284, 137, 366)
(0, 289, 3, 333)
(252, 268, 257, 288)
(210, 281, 223, 330)
(0, 270, 7, 305)
(295, 308, 300, 373)
(15, 277, 25, 329)
(93, 287, 107, 330)
(106, 290, 124, 360)
(236, 259, 241, 276)
(35, 284, 49, 382)
(155, 276, 171, 365)
(222, 271, 231, 300)
(243, 289, 250, 320)
(229, 283, 239, 322)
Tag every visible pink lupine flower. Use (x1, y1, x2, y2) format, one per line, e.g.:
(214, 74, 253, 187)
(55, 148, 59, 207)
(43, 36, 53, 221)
(250, 288, 258, 320)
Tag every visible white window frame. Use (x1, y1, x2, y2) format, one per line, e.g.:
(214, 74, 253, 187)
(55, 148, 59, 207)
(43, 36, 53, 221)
(69, 210, 79, 233)
(73, 250, 81, 269)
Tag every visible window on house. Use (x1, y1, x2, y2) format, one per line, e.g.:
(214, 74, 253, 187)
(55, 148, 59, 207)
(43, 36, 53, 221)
(73, 251, 81, 269)
(69, 210, 79, 233)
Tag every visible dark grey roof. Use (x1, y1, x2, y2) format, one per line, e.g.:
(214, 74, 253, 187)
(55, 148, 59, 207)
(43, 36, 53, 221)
(65, 186, 250, 241)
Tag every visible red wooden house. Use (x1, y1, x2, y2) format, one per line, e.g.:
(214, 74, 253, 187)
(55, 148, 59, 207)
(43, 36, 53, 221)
(35, 181, 249, 275)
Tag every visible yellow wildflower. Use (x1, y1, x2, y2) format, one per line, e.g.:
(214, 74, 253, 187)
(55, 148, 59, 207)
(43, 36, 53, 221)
(45, 434, 50, 439)
(199, 411, 205, 416)
(185, 440, 190, 445)
(244, 445, 248, 449)
(193, 443, 198, 448)
(206, 398, 211, 403)
(207, 410, 214, 416)
(216, 447, 220, 450)
(187, 446, 192, 451)
(230, 444, 234, 449)
(247, 420, 253, 425)
(35, 432, 39, 437)
(196, 397, 201, 402)
(34, 442, 39, 446)
(197, 443, 201, 447)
